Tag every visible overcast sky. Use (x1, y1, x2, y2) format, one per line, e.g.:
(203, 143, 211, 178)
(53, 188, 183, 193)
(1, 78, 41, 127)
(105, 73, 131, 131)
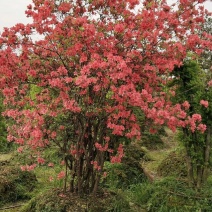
(0, 0, 211, 33)
(0, 0, 32, 32)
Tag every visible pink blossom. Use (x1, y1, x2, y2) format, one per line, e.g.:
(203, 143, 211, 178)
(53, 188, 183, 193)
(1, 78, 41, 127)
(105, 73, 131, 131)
(104, 137, 110, 142)
(149, 128, 157, 134)
(7, 135, 14, 142)
(58, 2, 71, 13)
(31, 128, 43, 139)
(190, 120, 196, 133)
(170, 91, 175, 96)
(57, 171, 65, 180)
(20, 166, 26, 171)
(107, 149, 114, 153)
(111, 156, 121, 163)
(91, 160, 101, 170)
(70, 149, 77, 155)
(95, 141, 108, 152)
(60, 160, 65, 166)
(59, 125, 65, 130)
(27, 164, 37, 171)
(103, 172, 107, 178)
(114, 24, 125, 33)
(57, 66, 68, 75)
(178, 111, 187, 119)
(28, 69, 36, 77)
(37, 157, 45, 165)
(111, 144, 124, 163)
(182, 101, 190, 110)
(48, 78, 63, 88)
(197, 124, 207, 133)
(154, 100, 164, 108)
(49, 176, 54, 182)
(51, 131, 57, 139)
(17, 146, 24, 153)
(200, 100, 209, 108)
(208, 80, 212, 87)
(21, 164, 37, 172)
(64, 77, 73, 83)
(192, 114, 202, 122)
(59, 193, 66, 198)
(5, 109, 19, 118)
(48, 162, 54, 167)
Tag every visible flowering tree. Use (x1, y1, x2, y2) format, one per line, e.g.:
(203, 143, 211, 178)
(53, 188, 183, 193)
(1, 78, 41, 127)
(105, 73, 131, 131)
(0, 0, 211, 194)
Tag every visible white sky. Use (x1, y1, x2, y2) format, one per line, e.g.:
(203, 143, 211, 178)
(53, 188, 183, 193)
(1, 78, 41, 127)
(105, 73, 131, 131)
(0, 0, 32, 32)
(0, 0, 211, 33)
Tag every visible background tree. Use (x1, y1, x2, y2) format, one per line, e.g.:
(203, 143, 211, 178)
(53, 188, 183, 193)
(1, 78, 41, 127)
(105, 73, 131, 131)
(198, 16, 212, 71)
(170, 60, 212, 189)
(0, 0, 211, 195)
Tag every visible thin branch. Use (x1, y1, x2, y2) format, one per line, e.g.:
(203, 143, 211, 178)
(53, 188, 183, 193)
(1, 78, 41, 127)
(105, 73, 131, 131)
(0, 204, 24, 210)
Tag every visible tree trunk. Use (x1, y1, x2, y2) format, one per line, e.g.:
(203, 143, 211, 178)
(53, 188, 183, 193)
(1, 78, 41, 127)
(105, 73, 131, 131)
(186, 154, 194, 187)
(64, 162, 68, 192)
(202, 126, 211, 182)
(196, 165, 203, 190)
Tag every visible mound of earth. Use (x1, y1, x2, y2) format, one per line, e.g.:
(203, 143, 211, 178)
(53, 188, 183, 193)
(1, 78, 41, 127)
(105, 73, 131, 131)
(157, 151, 187, 178)
(0, 163, 37, 206)
(21, 188, 130, 212)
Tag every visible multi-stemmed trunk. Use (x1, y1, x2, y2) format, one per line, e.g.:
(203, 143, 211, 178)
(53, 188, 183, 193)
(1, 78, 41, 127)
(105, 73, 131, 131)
(61, 117, 107, 196)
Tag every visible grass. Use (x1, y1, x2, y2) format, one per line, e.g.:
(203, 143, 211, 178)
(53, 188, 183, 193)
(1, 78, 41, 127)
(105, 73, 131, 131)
(143, 149, 171, 172)
(0, 153, 12, 162)
(141, 128, 178, 180)
(0, 201, 26, 212)
(126, 176, 212, 212)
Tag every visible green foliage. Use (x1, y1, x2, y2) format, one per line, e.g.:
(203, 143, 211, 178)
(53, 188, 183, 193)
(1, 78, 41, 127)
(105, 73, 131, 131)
(103, 143, 147, 189)
(0, 94, 17, 153)
(169, 60, 212, 187)
(109, 191, 131, 212)
(29, 84, 42, 101)
(128, 177, 212, 212)
(171, 60, 204, 108)
(43, 145, 62, 164)
(0, 95, 8, 153)
(140, 130, 166, 150)
(171, 60, 212, 126)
